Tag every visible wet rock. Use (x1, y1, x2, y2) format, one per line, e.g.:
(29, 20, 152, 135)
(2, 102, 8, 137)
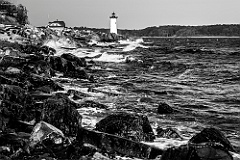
(156, 127, 183, 139)
(20, 44, 40, 55)
(48, 55, 89, 79)
(79, 100, 109, 109)
(27, 74, 63, 92)
(189, 127, 235, 152)
(61, 53, 86, 67)
(77, 128, 163, 159)
(47, 56, 65, 72)
(4, 67, 21, 74)
(157, 102, 175, 114)
(0, 132, 30, 159)
(161, 127, 234, 160)
(0, 55, 27, 70)
(28, 121, 71, 158)
(23, 60, 53, 77)
(0, 84, 32, 105)
(40, 96, 82, 136)
(63, 68, 88, 79)
(39, 46, 56, 55)
(95, 112, 155, 142)
(0, 75, 24, 87)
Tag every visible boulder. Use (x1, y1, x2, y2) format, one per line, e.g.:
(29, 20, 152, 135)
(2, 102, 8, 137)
(0, 132, 30, 159)
(0, 55, 27, 70)
(0, 84, 32, 105)
(95, 112, 155, 142)
(77, 128, 163, 159)
(39, 46, 56, 55)
(61, 53, 86, 67)
(47, 56, 65, 72)
(189, 127, 235, 152)
(161, 127, 234, 160)
(40, 96, 82, 136)
(156, 127, 183, 139)
(27, 121, 71, 158)
(22, 60, 53, 77)
(48, 55, 89, 79)
(157, 102, 175, 114)
(26, 74, 63, 92)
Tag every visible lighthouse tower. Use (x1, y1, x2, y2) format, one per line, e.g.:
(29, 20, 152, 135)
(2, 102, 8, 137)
(110, 12, 118, 34)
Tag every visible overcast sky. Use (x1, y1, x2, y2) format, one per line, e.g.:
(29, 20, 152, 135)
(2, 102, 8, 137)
(14, 0, 240, 29)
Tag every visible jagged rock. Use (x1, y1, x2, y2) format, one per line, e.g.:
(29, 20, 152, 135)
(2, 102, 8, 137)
(156, 127, 183, 139)
(0, 132, 30, 159)
(0, 84, 32, 105)
(26, 74, 63, 92)
(47, 56, 65, 72)
(20, 44, 40, 55)
(95, 112, 155, 142)
(39, 46, 56, 55)
(0, 75, 24, 87)
(60, 53, 86, 67)
(77, 128, 163, 159)
(48, 55, 89, 79)
(4, 67, 21, 74)
(79, 100, 109, 109)
(23, 60, 53, 77)
(40, 96, 82, 136)
(161, 127, 234, 160)
(28, 121, 71, 158)
(189, 127, 235, 152)
(157, 102, 175, 114)
(63, 68, 88, 79)
(0, 55, 27, 70)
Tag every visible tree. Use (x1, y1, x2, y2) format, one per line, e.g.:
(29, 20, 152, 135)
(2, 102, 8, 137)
(16, 4, 29, 25)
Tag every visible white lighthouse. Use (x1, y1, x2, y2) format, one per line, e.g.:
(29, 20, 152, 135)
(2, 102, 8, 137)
(110, 12, 118, 34)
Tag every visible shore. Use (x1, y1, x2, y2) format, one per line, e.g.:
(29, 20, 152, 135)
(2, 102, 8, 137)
(0, 24, 240, 160)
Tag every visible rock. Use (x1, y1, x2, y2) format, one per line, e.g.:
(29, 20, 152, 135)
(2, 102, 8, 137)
(47, 56, 65, 72)
(40, 96, 82, 136)
(63, 68, 88, 79)
(0, 75, 24, 87)
(157, 102, 175, 114)
(0, 84, 32, 105)
(4, 67, 21, 74)
(77, 128, 163, 159)
(39, 46, 56, 55)
(48, 55, 89, 79)
(60, 53, 86, 67)
(20, 44, 40, 55)
(156, 127, 183, 139)
(0, 132, 30, 159)
(189, 127, 235, 152)
(28, 121, 71, 158)
(0, 55, 27, 70)
(26, 74, 63, 92)
(95, 112, 155, 142)
(23, 60, 53, 77)
(161, 127, 234, 160)
(79, 100, 109, 109)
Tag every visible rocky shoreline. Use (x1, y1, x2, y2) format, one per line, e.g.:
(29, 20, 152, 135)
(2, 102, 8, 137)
(0, 25, 239, 160)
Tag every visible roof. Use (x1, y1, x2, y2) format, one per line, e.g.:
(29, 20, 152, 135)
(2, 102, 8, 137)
(110, 12, 118, 19)
(48, 20, 65, 27)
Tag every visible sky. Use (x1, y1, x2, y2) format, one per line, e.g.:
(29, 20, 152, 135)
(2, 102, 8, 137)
(10, 0, 240, 29)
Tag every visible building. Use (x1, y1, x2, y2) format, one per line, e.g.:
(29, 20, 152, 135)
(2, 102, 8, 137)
(110, 12, 118, 34)
(47, 20, 65, 31)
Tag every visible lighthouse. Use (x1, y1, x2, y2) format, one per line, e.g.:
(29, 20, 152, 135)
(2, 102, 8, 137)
(110, 12, 118, 34)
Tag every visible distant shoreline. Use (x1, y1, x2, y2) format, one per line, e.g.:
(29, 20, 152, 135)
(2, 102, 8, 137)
(142, 36, 240, 39)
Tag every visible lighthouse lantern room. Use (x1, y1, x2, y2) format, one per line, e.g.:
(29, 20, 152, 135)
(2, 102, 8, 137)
(110, 12, 118, 34)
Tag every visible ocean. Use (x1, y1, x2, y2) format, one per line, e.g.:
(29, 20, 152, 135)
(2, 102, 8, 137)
(46, 38, 240, 158)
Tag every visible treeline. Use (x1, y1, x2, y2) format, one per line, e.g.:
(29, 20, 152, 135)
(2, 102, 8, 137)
(75, 24, 240, 37)
(0, 0, 28, 25)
